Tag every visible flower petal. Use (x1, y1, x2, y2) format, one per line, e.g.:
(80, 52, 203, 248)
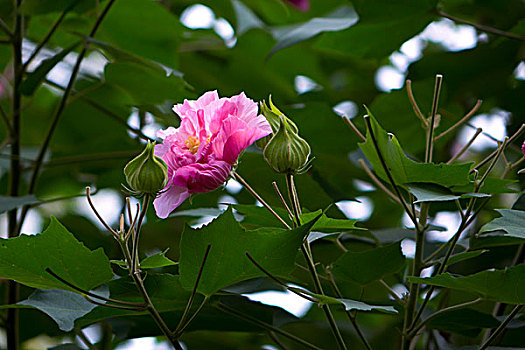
(153, 185, 191, 219)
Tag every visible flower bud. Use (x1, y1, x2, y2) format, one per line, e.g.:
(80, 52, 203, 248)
(263, 117, 311, 174)
(124, 141, 168, 196)
(256, 97, 298, 150)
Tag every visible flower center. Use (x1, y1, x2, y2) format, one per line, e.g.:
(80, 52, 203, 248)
(185, 136, 201, 154)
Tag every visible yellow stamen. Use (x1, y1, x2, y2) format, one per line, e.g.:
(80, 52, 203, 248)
(185, 136, 200, 154)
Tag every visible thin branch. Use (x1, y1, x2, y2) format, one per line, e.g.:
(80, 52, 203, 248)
(425, 74, 443, 163)
(131, 195, 150, 273)
(46, 268, 147, 307)
(435, 99, 482, 141)
(358, 159, 401, 205)
(174, 244, 212, 335)
(75, 329, 96, 350)
(86, 187, 119, 238)
(447, 128, 482, 164)
(0, 17, 13, 38)
(379, 279, 404, 304)
(438, 11, 525, 41)
(268, 331, 290, 350)
(83, 295, 147, 311)
(272, 181, 294, 222)
(173, 296, 209, 336)
(44, 79, 154, 142)
(480, 305, 524, 350)
(232, 171, 291, 229)
(406, 80, 427, 128)
(408, 298, 482, 338)
(245, 252, 318, 303)
(218, 303, 323, 350)
(327, 270, 372, 350)
(23, 2, 77, 70)
(478, 137, 509, 185)
(0, 104, 12, 134)
(474, 124, 525, 171)
(343, 116, 366, 142)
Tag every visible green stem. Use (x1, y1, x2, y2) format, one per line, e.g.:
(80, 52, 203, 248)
(424, 74, 442, 163)
(408, 298, 482, 338)
(328, 270, 372, 350)
(286, 174, 348, 350)
(174, 245, 212, 336)
(218, 303, 323, 350)
(232, 171, 291, 229)
(6, 2, 23, 348)
(118, 220, 183, 350)
(480, 304, 523, 350)
(131, 195, 150, 273)
(438, 10, 525, 41)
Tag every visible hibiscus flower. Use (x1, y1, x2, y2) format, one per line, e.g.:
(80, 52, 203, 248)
(153, 91, 271, 218)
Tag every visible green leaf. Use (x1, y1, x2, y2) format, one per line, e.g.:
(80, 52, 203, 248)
(335, 298, 397, 313)
(406, 183, 491, 203)
(358, 113, 471, 188)
(315, 14, 434, 59)
(0, 195, 40, 214)
(445, 249, 489, 266)
(232, 204, 291, 229)
(19, 0, 94, 14)
(426, 308, 499, 337)
(98, 0, 183, 68)
(179, 207, 321, 296)
(19, 288, 108, 331)
(104, 62, 187, 105)
(408, 265, 525, 304)
(300, 210, 366, 232)
(268, 6, 357, 56)
(292, 287, 397, 313)
(479, 209, 525, 238)
(331, 242, 405, 285)
(20, 42, 80, 96)
(0, 217, 113, 291)
(232, 0, 265, 36)
(140, 250, 178, 269)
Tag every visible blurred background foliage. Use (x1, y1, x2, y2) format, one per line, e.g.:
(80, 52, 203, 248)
(0, 0, 524, 349)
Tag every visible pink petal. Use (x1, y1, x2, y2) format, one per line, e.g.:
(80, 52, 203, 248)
(173, 160, 231, 193)
(153, 185, 191, 219)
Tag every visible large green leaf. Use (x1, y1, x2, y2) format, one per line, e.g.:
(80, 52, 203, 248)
(426, 308, 499, 337)
(19, 0, 95, 14)
(409, 265, 525, 304)
(179, 207, 321, 296)
(479, 209, 525, 239)
(331, 242, 405, 285)
(358, 113, 471, 188)
(104, 62, 187, 105)
(19, 288, 109, 331)
(268, 6, 357, 56)
(0, 217, 114, 291)
(98, 0, 183, 68)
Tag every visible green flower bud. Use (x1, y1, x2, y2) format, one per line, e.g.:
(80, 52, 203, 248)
(256, 96, 298, 150)
(263, 117, 311, 174)
(124, 141, 168, 196)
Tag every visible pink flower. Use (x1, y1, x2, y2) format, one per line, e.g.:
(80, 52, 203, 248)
(153, 91, 272, 218)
